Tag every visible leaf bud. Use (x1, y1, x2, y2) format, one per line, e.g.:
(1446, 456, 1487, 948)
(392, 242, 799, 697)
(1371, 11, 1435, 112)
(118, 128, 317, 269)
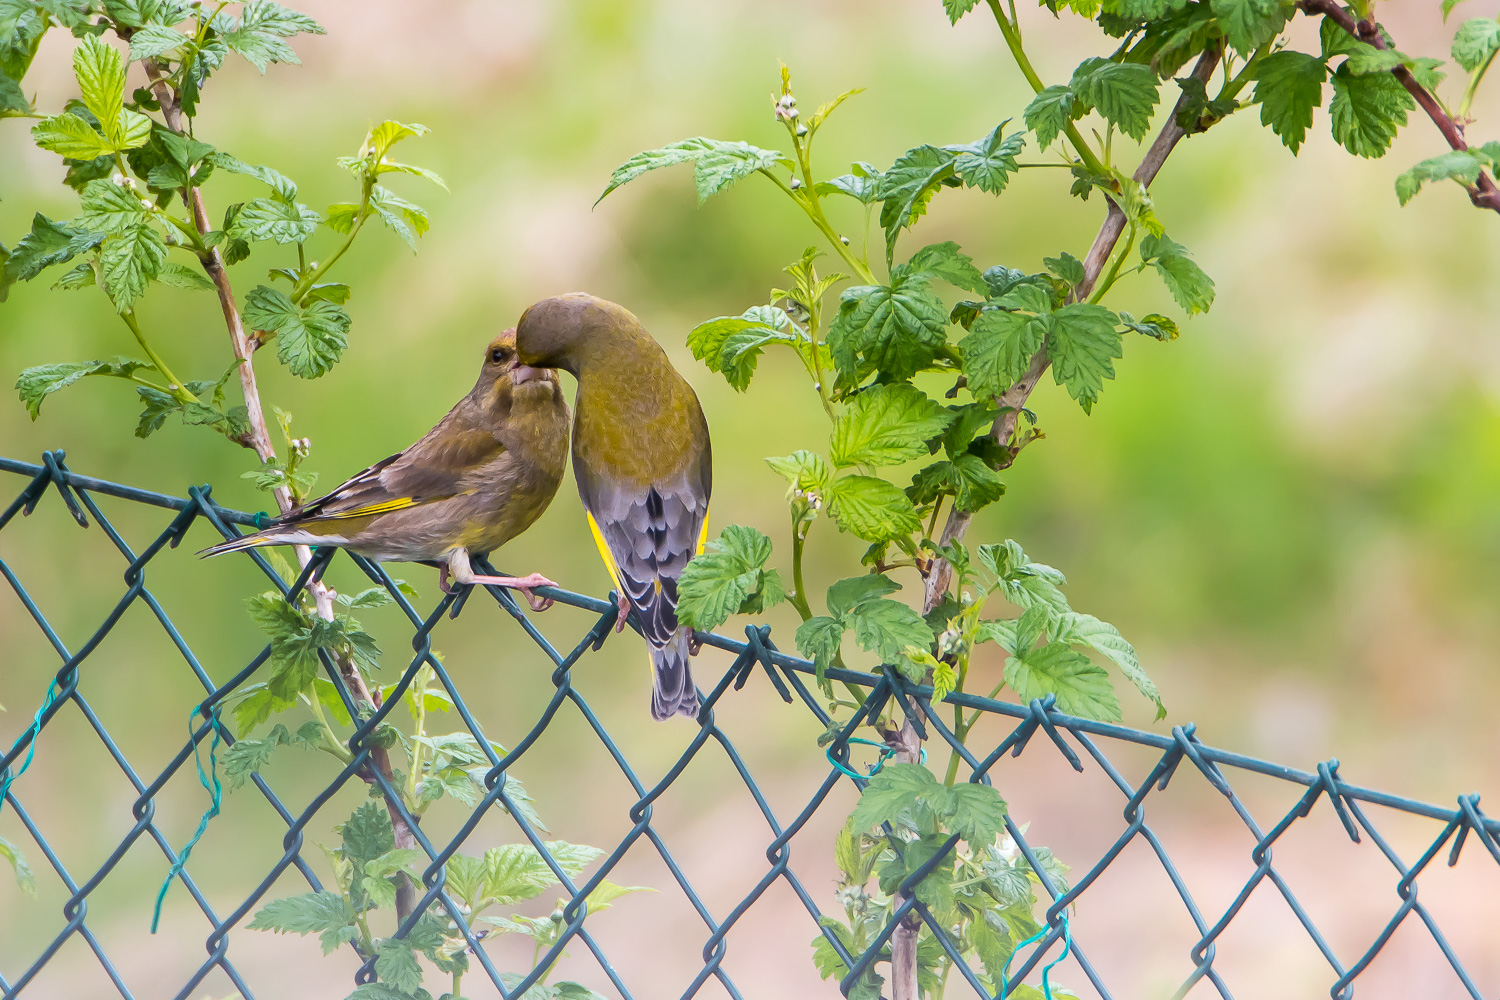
(789, 177, 803, 190)
(795, 124, 808, 137)
(839, 236, 850, 246)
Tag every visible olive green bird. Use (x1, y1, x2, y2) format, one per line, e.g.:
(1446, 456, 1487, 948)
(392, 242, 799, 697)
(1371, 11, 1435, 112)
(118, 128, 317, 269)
(199, 330, 570, 611)
(516, 293, 711, 720)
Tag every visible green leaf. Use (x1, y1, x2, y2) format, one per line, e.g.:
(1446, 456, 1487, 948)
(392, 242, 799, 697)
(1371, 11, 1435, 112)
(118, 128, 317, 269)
(247, 891, 356, 954)
(597, 137, 791, 205)
(0, 835, 36, 896)
(909, 454, 1005, 513)
(226, 0, 325, 72)
(1251, 51, 1327, 154)
(1328, 63, 1414, 159)
(15, 357, 150, 418)
(1210, 0, 1287, 55)
(143, 130, 216, 192)
(847, 596, 934, 663)
(52, 259, 97, 291)
(875, 144, 955, 254)
(1118, 310, 1179, 340)
(686, 307, 798, 391)
(826, 475, 923, 542)
(346, 985, 432, 1000)
(157, 261, 214, 290)
(31, 111, 117, 160)
(0, 67, 28, 115)
(368, 184, 429, 251)
(849, 762, 939, 834)
(1047, 303, 1122, 413)
(231, 197, 320, 243)
(765, 449, 833, 495)
(943, 0, 982, 22)
(74, 36, 124, 142)
(902, 241, 987, 293)
(815, 169, 880, 203)
(1395, 147, 1498, 204)
(1452, 17, 1500, 72)
(677, 524, 784, 630)
(1004, 642, 1121, 721)
(795, 615, 844, 676)
(1445, 0, 1471, 18)
(375, 939, 423, 994)
(831, 383, 952, 468)
(483, 841, 601, 905)
(943, 123, 1025, 196)
(1043, 252, 1086, 289)
(826, 273, 949, 383)
(944, 783, 1008, 846)
(1138, 233, 1215, 315)
(128, 23, 187, 61)
(99, 223, 165, 311)
(1069, 57, 1160, 140)
(75, 179, 148, 234)
(1055, 611, 1163, 719)
(960, 307, 1047, 400)
(1023, 85, 1077, 149)
(243, 284, 350, 378)
(826, 573, 901, 618)
(341, 801, 395, 866)
(207, 150, 298, 200)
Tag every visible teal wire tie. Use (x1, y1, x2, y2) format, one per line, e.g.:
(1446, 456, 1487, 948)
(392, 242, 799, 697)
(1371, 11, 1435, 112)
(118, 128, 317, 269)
(252, 511, 272, 529)
(0, 679, 61, 819)
(151, 704, 224, 933)
(1000, 911, 1073, 999)
(826, 738, 924, 778)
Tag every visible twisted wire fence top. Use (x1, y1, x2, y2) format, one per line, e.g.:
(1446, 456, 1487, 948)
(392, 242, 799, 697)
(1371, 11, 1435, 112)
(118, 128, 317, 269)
(0, 450, 1497, 1000)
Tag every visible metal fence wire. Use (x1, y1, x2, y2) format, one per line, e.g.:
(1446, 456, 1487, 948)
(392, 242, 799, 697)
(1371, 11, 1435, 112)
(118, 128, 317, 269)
(1, 450, 1498, 1000)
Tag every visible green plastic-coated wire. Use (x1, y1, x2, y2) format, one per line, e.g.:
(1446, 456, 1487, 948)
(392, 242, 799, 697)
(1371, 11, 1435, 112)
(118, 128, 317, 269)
(826, 738, 925, 778)
(0, 679, 61, 818)
(150, 704, 224, 933)
(1000, 912, 1072, 999)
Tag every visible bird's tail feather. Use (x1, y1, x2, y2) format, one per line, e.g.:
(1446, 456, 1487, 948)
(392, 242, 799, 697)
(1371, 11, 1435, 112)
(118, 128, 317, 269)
(197, 532, 277, 559)
(649, 630, 700, 721)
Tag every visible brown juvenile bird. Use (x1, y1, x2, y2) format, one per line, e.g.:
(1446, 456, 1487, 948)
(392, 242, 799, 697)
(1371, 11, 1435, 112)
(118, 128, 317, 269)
(200, 330, 570, 610)
(515, 293, 711, 720)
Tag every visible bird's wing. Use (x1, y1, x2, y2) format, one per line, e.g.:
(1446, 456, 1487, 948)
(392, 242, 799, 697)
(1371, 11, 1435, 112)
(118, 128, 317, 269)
(277, 421, 506, 528)
(579, 451, 711, 649)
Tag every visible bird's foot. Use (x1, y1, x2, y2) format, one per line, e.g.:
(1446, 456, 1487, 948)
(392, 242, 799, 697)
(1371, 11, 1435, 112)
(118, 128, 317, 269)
(614, 592, 630, 633)
(438, 566, 453, 594)
(464, 571, 557, 612)
(688, 632, 702, 657)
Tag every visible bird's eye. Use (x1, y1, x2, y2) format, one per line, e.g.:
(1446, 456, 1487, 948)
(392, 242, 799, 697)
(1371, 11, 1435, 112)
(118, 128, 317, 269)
(490, 347, 512, 364)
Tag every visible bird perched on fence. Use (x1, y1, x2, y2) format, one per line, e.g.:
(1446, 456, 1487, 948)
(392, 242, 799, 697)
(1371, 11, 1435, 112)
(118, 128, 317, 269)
(516, 293, 711, 720)
(199, 329, 570, 611)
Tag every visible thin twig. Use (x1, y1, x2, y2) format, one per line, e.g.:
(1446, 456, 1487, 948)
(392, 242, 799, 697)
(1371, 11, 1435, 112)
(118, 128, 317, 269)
(1299, 0, 1500, 213)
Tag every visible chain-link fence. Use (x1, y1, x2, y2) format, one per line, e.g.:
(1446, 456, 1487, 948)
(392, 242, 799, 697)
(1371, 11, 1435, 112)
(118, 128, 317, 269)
(1, 450, 1497, 1000)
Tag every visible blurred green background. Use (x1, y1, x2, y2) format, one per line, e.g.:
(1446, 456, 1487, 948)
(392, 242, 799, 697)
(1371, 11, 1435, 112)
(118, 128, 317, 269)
(3, 1, 1500, 997)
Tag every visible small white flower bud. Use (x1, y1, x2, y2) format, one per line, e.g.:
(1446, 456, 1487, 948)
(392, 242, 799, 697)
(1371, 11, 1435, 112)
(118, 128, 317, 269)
(789, 177, 803, 190)
(839, 236, 850, 246)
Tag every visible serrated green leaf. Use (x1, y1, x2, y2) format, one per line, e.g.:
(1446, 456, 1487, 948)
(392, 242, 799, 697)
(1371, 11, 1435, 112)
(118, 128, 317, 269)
(31, 111, 116, 159)
(826, 273, 949, 383)
(0, 67, 28, 115)
(1069, 57, 1160, 140)
(1047, 303, 1122, 413)
(483, 841, 600, 905)
(1055, 611, 1163, 719)
(247, 891, 355, 954)
(875, 144, 955, 254)
(795, 615, 844, 676)
(0, 835, 36, 896)
(686, 308, 799, 391)
(231, 197, 320, 243)
(1329, 63, 1414, 158)
(849, 762, 939, 833)
(945, 783, 1007, 845)
(1452, 17, 1500, 72)
(1138, 233, 1215, 314)
(1210, 0, 1287, 55)
(826, 475, 923, 542)
(597, 137, 790, 205)
(943, 123, 1025, 196)
(99, 223, 165, 311)
(243, 284, 349, 378)
(128, 23, 187, 61)
(75, 179, 149, 234)
(847, 597, 934, 663)
(960, 307, 1047, 400)
(830, 383, 952, 468)
(943, 0, 982, 22)
(1251, 51, 1327, 154)
(1023, 85, 1077, 149)
(765, 449, 833, 494)
(207, 150, 298, 200)
(1043, 252, 1086, 289)
(4, 215, 105, 283)
(902, 241, 987, 293)
(368, 184, 428, 251)
(1118, 310, 1179, 340)
(677, 524, 782, 630)
(1005, 642, 1120, 720)
(157, 261, 214, 290)
(1395, 147, 1496, 204)
(375, 939, 423, 994)
(226, 0, 325, 72)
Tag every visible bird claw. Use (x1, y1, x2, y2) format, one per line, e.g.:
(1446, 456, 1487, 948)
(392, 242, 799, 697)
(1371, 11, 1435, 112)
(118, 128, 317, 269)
(688, 632, 702, 657)
(614, 593, 629, 633)
(520, 589, 554, 613)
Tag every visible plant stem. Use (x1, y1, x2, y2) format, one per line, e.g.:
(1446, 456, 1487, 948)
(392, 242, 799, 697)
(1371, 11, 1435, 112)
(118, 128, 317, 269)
(1459, 47, 1499, 120)
(763, 169, 878, 283)
(120, 310, 198, 403)
(1087, 219, 1137, 304)
(408, 673, 427, 806)
(789, 516, 813, 621)
(983, 0, 1107, 177)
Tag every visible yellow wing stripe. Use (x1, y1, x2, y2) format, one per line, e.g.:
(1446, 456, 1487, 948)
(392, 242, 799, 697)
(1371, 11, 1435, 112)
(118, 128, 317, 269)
(319, 496, 423, 519)
(586, 510, 625, 595)
(697, 504, 710, 556)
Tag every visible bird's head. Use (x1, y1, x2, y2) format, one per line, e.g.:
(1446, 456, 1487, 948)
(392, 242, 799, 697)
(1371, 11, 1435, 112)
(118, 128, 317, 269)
(477, 328, 562, 411)
(515, 292, 642, 374)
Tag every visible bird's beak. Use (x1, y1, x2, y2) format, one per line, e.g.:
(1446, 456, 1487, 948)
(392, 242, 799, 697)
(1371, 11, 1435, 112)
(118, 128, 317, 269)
(510, 364, 547, 385)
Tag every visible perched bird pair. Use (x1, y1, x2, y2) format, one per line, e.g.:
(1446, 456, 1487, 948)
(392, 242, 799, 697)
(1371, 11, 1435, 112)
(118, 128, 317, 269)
(202, 296, 711, 720)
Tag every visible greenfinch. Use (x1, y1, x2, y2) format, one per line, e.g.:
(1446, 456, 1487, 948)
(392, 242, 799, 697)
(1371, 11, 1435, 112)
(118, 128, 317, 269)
(515, 293, 711, 720)
(200, 329, 570, 611)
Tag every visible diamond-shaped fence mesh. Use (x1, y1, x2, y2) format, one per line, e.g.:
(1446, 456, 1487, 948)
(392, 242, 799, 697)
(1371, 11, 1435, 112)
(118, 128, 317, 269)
(1, 449, 1498, 1000)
